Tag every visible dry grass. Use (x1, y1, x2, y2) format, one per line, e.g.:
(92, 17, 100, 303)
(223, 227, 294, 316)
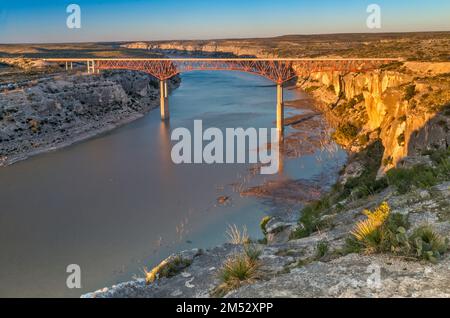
(226, 224, 249, 245)
(213, 244, 261, 297)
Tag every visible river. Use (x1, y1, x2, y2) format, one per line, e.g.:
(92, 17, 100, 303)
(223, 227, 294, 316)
(0, 70, 346, 297)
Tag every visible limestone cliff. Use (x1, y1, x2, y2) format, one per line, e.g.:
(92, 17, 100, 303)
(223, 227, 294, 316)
(0, 69, 180, 166)
(297, 62, 450, 175)
(121, 41, 276, 58)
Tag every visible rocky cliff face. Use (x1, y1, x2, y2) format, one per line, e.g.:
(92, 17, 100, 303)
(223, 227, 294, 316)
(121, 41, 275, 57)
(297, 62, 450, 175)
(0, 69, 180, 166)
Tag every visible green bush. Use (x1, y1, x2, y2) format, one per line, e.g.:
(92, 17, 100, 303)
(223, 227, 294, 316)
(291, 200, 330, 240)
(316, 241, 329, 258)
(428, 147, 450, 165)
(260, 216, 271, 237)
(332, 123, 359, 144)
(410, 226, 448, 263)
(346, 205, 447, 263)
(386, 164, 438, 194)
(214, 245, 261, 296)
(292, 141, 388, 241)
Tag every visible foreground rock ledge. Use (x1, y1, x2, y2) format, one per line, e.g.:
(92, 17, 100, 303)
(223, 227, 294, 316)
(83, 181, 450, 298)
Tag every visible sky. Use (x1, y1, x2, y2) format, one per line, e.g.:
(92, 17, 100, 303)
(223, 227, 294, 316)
(0, 0, 449, 43)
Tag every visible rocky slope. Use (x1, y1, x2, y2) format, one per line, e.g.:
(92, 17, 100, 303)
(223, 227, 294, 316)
(84, 178, 450, 298)
(0, 67, 180, 166)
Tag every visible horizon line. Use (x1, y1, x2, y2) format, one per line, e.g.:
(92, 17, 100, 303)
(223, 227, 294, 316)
(1, 30, 450, 46)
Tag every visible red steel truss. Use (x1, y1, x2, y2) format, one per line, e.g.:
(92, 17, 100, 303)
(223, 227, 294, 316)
(45, 58, 400, 84)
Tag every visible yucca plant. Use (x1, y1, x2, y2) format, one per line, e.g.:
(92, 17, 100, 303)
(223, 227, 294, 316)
(144, 259, 169, 284)
(350, 202, 390, 242)
(144, 256, 192, 285)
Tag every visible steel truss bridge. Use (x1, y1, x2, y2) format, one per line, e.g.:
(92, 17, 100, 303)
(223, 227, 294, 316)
(44, 58, 400, 135)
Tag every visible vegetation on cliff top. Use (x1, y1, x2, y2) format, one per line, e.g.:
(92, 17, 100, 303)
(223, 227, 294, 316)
(291, 146, 450, 241)
(214, 226, 262, 297)
(346, 202, 448, 263)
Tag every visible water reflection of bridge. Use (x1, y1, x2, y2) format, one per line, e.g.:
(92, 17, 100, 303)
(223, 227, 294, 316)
(44, 58, 400, 136)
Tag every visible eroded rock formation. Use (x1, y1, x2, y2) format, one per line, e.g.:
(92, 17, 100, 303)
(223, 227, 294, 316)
(0, 69, 180, 165)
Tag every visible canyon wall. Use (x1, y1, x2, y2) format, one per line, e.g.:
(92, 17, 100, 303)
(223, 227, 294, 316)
(0, 69, 180, 166)
(299, 63, 450, 175)
(121, 41, 276, 57)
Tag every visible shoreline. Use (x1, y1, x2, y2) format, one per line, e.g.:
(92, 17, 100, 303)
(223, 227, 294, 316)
(0, 110, 147, 167)
(1, 70, 180, 168)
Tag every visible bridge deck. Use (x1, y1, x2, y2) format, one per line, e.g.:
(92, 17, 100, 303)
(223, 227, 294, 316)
(44, 58, 402, 62)
(42, 57, 402, 134)
(44, 57, 401, 83)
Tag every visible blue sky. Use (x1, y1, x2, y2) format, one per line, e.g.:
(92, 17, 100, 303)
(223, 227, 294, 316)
(0, 0, 449, 43)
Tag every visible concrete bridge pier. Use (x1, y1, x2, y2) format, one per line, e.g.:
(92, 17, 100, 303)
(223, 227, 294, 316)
(87, 60, 96, 74)
(160, 79, 170, 120)
(276, 83, 284, 138)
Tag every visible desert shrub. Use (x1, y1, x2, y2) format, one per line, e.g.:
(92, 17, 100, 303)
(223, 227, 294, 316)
(316, 241, 329, 258)
(292, 141, 389, 241)
(398, 115, 407, 122)
(404, 84, 416, 101)
(340, 142, 388, 200)
(214, 245, 261, 297)
(358, 133, 369, 145)
(332, 123, 359, 145)
(144, 256, 192, 284)
(386, 165, 438, 194)
(226, 224, 249, 245)
(290, 197, 332, 240)
(244, 243, 262, 262)
(410, 225, 448, 263)
(428, 147, 450, 164)
(304, 86, 320, 93)
(334, 94, 364, 116)
(219, 253, 258, 289)
(380, 61, 404, 71)
(349, 202, 391, 253)
(443, 103, 450, 116)
(346, 203, 447, 262)
(260, 216, 272, 237)
(347, 202, 412, 255)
